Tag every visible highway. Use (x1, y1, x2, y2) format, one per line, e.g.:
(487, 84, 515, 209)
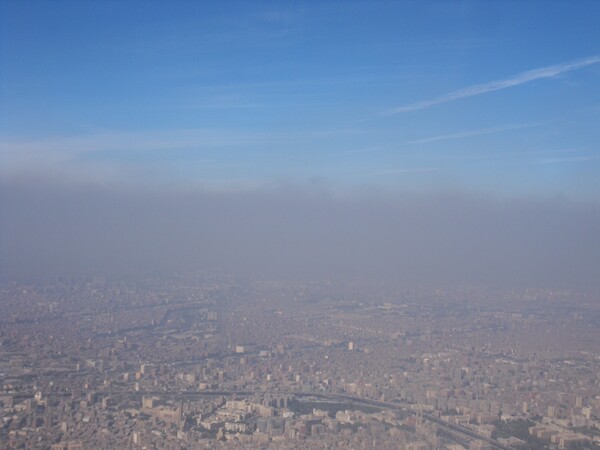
(10, 387, 515, 449)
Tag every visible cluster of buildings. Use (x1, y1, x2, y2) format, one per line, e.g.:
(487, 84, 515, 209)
(1, 275, 600, 448)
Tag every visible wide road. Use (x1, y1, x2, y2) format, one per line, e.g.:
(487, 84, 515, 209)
(295, 391, 515, 450)
(28, 387, 514, 449)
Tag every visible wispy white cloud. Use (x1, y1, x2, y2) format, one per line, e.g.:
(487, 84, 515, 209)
(433, 146, 586, 163)
(342, 145, 386, 155)
(365, 167, 441, 176)
(0, 130, 267, 168)
(0, 128, 352, 158)
(537, 155, 599, 164)
(0, 128, 358, 183)
(404, 121, 549, 145)
(383, 55, 600, 115)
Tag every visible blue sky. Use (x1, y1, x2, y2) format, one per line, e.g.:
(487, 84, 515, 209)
(1, 1, 600, 199)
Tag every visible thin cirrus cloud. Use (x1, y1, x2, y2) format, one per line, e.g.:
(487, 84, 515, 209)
(537, 155, 599, 165)
(383, 55, 600, 115)
(404, 122, 548, 145)
(0, 128, 354, 167)
(365, 167, 441, 177)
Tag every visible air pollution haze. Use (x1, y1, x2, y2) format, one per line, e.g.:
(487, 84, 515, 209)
(2, 176, 598, 288)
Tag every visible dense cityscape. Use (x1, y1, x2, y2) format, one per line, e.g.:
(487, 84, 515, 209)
(1, 273, 599, 449)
